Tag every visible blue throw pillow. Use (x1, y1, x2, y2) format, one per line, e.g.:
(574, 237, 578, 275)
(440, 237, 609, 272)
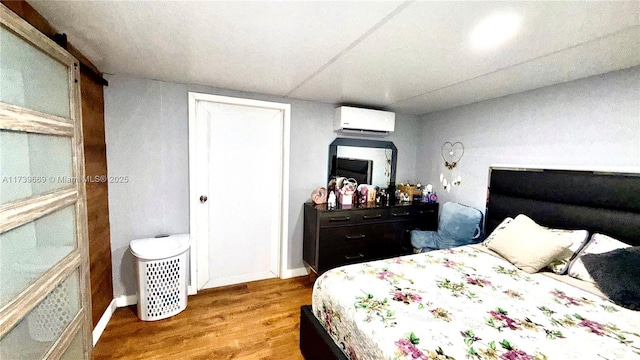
(410, 230, 439, 252)
(411, 202, 483, 252)
(437, 202, 483, 249)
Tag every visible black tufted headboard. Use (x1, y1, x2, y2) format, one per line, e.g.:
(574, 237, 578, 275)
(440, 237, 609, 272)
(485, 167, 640, 246)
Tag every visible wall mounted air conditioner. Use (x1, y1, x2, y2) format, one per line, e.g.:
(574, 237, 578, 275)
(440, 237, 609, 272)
(334, 106, 395, 135)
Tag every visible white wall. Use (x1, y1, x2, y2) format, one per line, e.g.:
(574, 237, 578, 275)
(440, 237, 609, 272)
(104, 74, 420, 298)
(416, 66, 640, 211)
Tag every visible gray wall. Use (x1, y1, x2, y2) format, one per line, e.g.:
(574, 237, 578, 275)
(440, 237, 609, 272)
(416, 66, 640, 211)
(104, 74, 420, 298)
(105, 67, 639, 298)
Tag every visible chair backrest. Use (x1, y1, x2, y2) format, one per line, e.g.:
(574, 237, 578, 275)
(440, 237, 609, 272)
(437, 202, 484, 248)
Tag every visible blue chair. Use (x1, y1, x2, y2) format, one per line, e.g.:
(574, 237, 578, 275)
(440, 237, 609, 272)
(411, 202, 483, 252)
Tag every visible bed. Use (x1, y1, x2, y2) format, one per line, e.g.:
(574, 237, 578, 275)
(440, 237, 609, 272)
(299, 167, 640, 360)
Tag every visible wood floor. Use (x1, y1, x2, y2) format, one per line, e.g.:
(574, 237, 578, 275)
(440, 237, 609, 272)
(92, 276, 313, 359)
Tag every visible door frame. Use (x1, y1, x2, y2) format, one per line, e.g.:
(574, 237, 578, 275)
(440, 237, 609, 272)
(187, 92, 290, 294)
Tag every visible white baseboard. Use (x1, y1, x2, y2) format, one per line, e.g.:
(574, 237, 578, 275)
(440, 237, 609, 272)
(197, 268, 308, 292)
(203, 271, 276, 289)
(92, 299, 117, 346)
(281, 267, 309, 278)
(114, 294, 137, 307)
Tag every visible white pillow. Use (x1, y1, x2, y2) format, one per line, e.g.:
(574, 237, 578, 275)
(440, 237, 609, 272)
(487, 215, 573, 273)
(482, 217, 513, 247)
(568, 233, 631, 283)
(546, 228, 590, 274)
(484, 216, 588, 274)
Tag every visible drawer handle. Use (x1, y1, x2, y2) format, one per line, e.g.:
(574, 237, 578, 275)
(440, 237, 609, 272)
(345, 234, 366, 240)
(392, 212, 411, 217)
(344, 253, 365, 260)
(363, 214, 382, 220)
(417, 210, 435, 214)
(329, 216, 351, 222)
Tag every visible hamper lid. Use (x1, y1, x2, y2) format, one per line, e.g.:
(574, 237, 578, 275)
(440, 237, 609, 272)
(130, 233, 190, 260)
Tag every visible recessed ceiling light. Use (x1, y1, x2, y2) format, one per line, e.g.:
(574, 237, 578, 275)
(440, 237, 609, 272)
(471, 13, 522, 50)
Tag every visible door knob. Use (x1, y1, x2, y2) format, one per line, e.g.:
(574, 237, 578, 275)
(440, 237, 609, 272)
(200, 195, 208, 203)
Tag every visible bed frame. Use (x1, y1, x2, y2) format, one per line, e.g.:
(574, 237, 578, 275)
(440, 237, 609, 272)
(485, 167, 640, 246)
(299, 167, 640, 359)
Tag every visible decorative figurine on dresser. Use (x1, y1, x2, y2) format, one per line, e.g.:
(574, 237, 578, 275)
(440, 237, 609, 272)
(303, 138, 439, 274)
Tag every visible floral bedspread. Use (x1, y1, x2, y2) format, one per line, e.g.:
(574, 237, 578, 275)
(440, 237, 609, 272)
(312, 246, 640, 360)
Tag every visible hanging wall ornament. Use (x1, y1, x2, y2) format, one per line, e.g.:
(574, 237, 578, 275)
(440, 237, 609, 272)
(441, 142, 464, 169)
(440, 142, 464, 192)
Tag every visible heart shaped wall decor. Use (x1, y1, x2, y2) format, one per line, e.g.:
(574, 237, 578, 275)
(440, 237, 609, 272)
(441, 142, 464, 170)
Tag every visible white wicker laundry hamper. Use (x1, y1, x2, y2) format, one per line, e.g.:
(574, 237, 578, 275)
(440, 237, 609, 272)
(130, 234, 190, 321)
(15, 246, 78, 342)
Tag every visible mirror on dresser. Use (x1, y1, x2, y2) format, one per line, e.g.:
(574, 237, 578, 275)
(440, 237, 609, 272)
(328, 138, 397, 188)
(304, 138, 438, 274)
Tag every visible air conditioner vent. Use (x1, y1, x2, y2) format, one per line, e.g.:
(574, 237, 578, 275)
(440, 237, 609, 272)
(334, 106, 395, 135)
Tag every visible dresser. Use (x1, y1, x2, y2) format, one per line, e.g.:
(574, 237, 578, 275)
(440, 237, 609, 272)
(303, 202, 439, 274)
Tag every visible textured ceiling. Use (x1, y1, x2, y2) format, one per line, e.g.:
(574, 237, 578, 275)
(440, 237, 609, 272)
(29, 1, 640, 115)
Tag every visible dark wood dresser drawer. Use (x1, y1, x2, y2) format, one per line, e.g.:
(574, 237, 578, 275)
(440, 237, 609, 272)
(319, 224, 379, 249)
(389, 207, 414, 220)
(413, 203, 439, 230)
(359, 209, 388, 222)
(319, 212, 355, 226)
(317, 225, 382, 270)
(319, 208, 388, 227)
(318, 239, 372, 270)
(303, 202, 439, 274)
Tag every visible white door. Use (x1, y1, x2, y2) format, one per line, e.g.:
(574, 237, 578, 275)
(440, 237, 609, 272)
(188, 93, 290, 291)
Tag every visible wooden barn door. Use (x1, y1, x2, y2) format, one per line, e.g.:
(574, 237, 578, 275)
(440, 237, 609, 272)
(0, 5, 92, 359)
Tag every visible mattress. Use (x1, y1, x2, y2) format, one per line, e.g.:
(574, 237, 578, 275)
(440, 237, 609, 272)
(312, 246, 640, 360)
